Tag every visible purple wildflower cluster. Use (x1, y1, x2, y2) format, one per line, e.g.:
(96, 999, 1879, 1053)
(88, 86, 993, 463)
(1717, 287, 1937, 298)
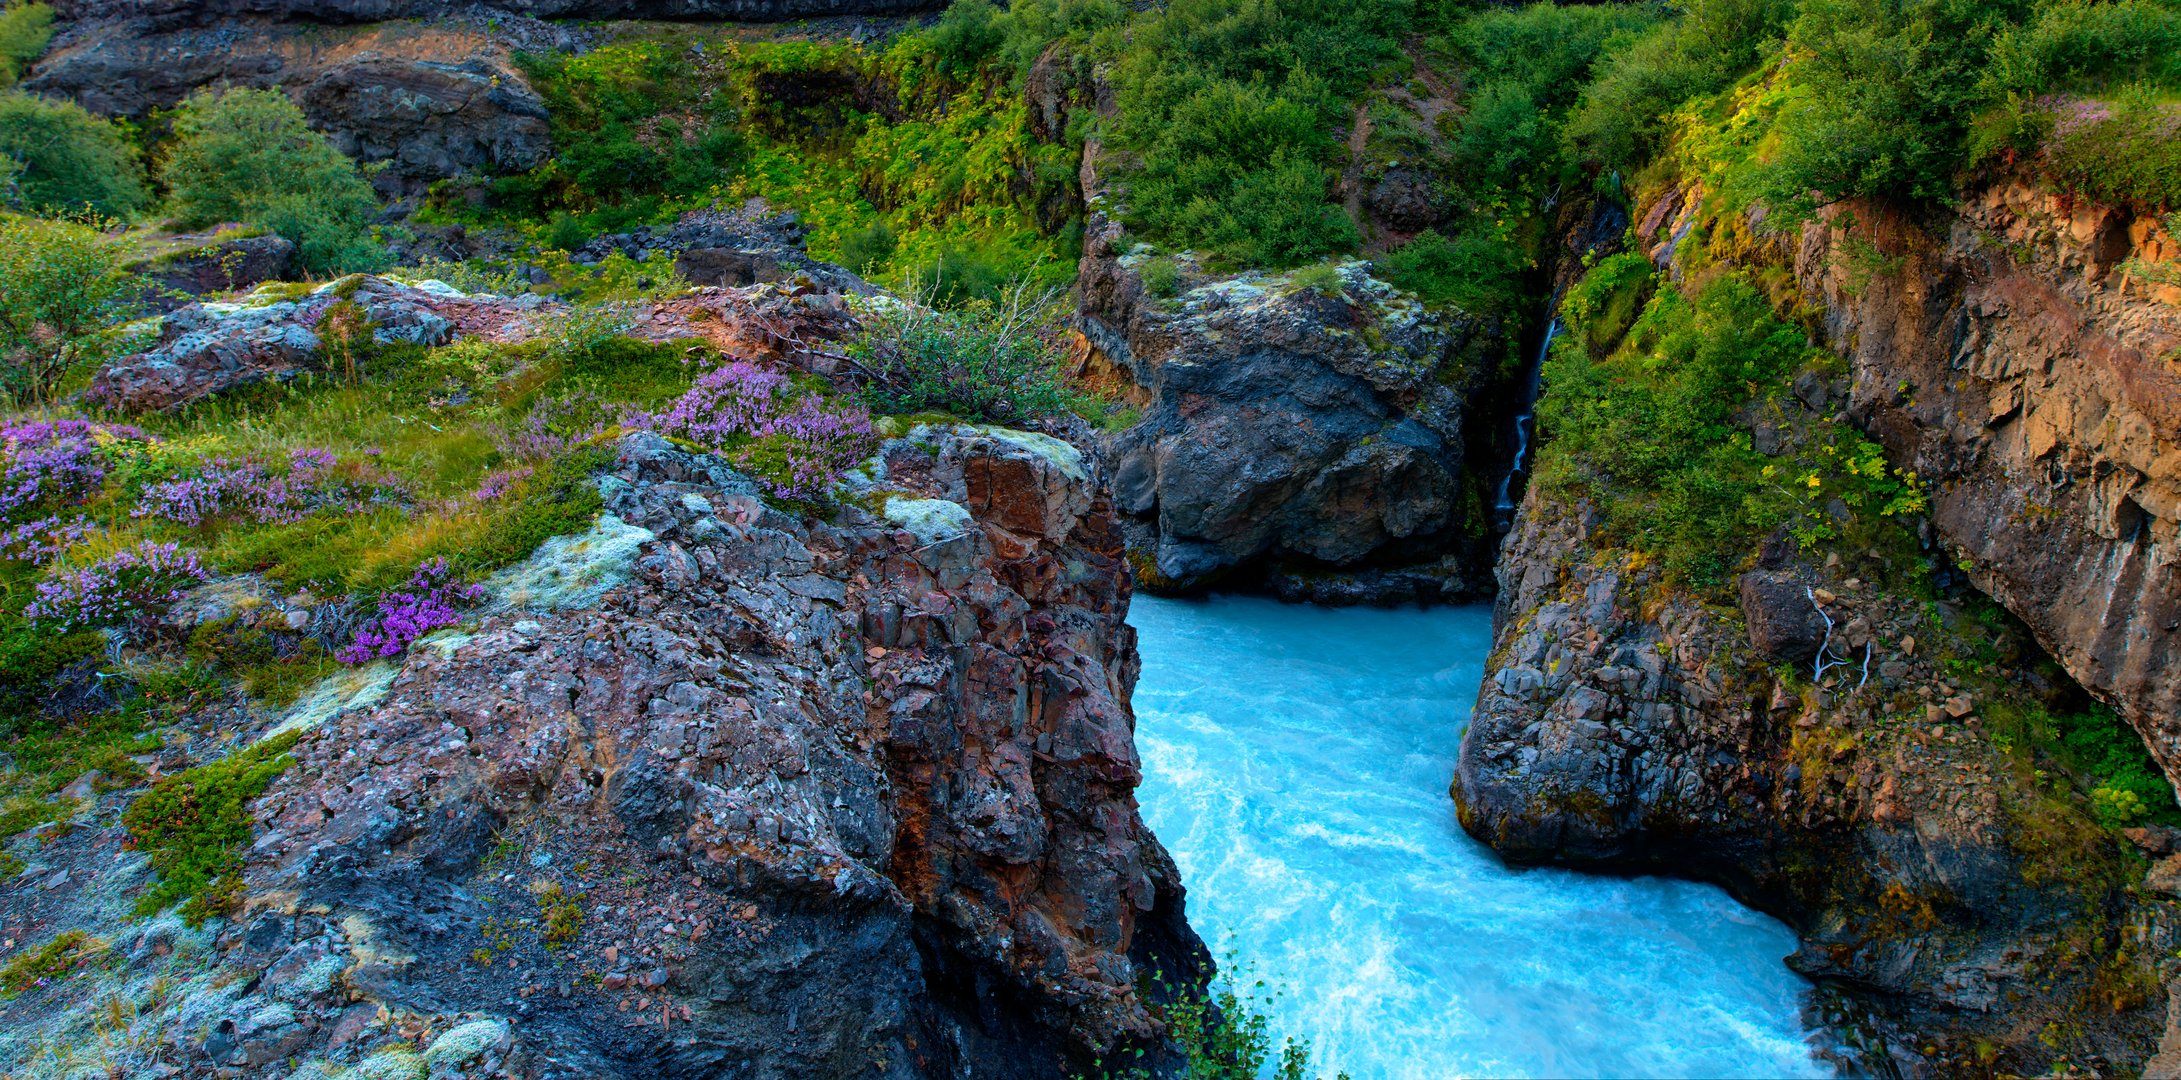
(134, 448, 401, 527)
(0, 419, 141, 523)
(642, 362, 881, 501)
(470, 465, 534, 503)
(336, 557, 487, 663)
(0, 516, 90, 563)
(493, 390, 634, 462)
(25, 541, 210, 630)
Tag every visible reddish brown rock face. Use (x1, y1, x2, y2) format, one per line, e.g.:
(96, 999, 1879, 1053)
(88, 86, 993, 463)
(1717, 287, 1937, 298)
(1795, 188, 2181, 788)
(234, 430, 1202, 1078)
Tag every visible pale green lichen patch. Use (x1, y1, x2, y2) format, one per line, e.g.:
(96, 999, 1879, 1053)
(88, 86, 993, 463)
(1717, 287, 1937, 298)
(967, 426, 1088, 481)
(484, 512, 655, 613)
(422, 1018, 509, 1067)
(348, 1047, 427, 1080)
(884, 497, 973, 545)
(266, 662, 397, 740)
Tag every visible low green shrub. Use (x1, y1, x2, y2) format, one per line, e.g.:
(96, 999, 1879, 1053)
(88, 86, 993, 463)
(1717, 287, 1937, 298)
(850, 293, 1085, 422)
(159, 87, 384, 276)
(1139, 255, 1181, 298)
(1374, 228, 1529, 315)
(123, 730, 300, 925)
(0, 929, 98, 998)
(0, 91, 147, 218)
(0, 2, 53, 88)
(0, 214, 146, 402)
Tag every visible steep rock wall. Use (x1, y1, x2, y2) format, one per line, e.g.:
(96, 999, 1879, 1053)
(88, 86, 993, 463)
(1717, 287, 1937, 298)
(28, 15, 560, 195)
(1455, 175, 2181, 1074)
(1794, 188, 2181, 786)
(1458, 485, 2175, 1075)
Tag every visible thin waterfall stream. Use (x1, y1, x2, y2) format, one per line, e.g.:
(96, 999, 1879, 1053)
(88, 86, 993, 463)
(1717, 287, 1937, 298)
(1130, 594, 1826, 1079)
(1493, 301, 1562, 529)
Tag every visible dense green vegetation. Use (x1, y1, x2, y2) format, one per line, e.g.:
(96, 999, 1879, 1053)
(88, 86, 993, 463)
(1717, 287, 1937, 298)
(0, 1, 52, 88)
(160, 88, 385, 275)
(0, 91, 147, 218)
(1537, 253, 1930, 589)
(452, 29, 1078, 304)
(122, 730, 300, 924)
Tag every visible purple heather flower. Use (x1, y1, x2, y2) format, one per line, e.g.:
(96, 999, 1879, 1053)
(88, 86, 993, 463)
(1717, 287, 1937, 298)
(0, 515, 89, 564)
(0, 419, 141, 524)
(132, 448, 405, 527)
(26, 540, 209, 630)
(638, 361, 880, 501)
(471, 466, 534, 503)
(336, 557, 487, 663)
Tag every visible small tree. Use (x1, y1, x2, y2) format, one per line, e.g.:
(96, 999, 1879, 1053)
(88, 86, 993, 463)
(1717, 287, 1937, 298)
(159, 87, 384, 276)
(0, 2, 54, 87)
(0, 214, 142, 403)
(0, 90, 148, 218)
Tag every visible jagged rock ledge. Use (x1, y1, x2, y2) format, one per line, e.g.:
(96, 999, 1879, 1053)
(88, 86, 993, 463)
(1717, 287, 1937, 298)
(0, 425, 1207, 1077)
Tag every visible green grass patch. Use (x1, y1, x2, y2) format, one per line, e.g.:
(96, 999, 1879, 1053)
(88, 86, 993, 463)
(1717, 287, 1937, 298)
(123, 731, 300, 926)
(0, 930, 103, 999)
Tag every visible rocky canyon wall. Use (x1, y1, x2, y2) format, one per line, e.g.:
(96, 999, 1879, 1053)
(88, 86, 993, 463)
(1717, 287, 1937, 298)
(1455, 174, 2181, 1075)
(1794, 188, 2181, 785)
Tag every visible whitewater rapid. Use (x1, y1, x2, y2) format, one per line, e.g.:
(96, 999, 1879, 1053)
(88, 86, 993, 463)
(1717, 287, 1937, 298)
(1130, 594, 1826, 1079)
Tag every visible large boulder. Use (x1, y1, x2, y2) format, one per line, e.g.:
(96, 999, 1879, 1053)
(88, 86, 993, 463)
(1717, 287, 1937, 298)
(1077, 207, 1500, 600)
(131, 228, 297, 307)
(220, 428, 1205, 1076)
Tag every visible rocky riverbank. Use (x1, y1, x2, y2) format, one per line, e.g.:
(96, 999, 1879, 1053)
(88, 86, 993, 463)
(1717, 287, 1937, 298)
(1455, 168, 2181, 1075)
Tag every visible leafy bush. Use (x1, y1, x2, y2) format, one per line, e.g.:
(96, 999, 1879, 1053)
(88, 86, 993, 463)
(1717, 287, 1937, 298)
(1374, 228, 1529, 315)
(123, 731, 300, 925)
(0, 91, 147, 218)
(1563, 0, 1790, 174)
(1763, 0, 2009, 209)
(914, 0, 1007, 83)
(159, 87, 384, 276)
(1104, 0, 1406, 266)
(0, 2, 53, 87)
(1139, 255, 1181, 298)
(990, 0, 1126, 73)
(1435, 2, 1662, 115)
(849, 292, 1085, 422)
(1536, 269, 1807, 587)
(0, 215, 145, 402)
(1983, 0, 2181, 98)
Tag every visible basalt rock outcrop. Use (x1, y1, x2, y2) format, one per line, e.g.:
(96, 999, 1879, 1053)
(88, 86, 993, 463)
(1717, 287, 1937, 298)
(1076, 204, 1501, 602)
(1455, 174, 2181, 1074)
(131, 229, 299, 308)
(83, 275, 557, 412)
(0, 424, 1205, 1077)
(28, 15, 563, 195)
(1458, 485, 2176, 1075)
(1792, 187, 2181, 788)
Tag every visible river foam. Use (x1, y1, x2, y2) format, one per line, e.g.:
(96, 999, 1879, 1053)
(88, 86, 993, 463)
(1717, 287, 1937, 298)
(1130, 594, 1826, 1079)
